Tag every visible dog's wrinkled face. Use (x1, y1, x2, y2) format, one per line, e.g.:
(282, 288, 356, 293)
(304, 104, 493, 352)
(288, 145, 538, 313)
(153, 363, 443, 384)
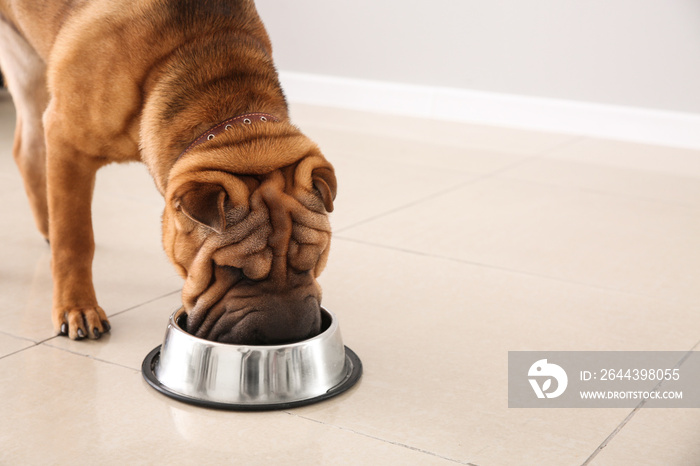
(162, 132, 336, 344)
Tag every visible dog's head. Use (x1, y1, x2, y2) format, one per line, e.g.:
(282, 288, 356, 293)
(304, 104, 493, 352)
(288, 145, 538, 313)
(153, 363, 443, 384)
(162, 120, 336, 344)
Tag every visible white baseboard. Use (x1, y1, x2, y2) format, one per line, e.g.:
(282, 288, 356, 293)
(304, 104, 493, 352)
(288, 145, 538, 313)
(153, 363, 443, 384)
(279, 71, 700, 150)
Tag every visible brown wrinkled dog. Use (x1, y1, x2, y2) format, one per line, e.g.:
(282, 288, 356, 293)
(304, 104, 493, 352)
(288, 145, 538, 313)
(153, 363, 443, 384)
(0, 0, 337, 343)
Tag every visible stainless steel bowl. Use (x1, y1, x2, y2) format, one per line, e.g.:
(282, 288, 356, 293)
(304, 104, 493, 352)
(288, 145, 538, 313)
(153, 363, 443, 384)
(142, 307, 361, 410)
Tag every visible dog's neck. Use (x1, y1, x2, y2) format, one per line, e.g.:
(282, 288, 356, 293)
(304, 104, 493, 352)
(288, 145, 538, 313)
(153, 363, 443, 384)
(139, 32, 289, 195)
(176, 112, 281, 162)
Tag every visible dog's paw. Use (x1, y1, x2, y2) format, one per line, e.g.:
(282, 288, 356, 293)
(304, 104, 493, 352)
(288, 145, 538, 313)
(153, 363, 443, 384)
(54, 306, 111, 340)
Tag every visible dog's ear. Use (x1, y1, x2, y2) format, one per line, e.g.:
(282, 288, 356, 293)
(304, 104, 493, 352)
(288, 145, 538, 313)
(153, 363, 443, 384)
(174, 182, 228, 233)
(312, 167, 337, 213)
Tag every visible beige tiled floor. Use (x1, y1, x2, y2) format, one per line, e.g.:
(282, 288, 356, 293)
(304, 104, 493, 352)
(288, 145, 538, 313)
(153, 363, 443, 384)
(1, 91, 699, 465)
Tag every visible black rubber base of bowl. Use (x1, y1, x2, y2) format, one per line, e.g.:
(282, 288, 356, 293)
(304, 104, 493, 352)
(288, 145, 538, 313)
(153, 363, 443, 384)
(141, 345, 362, 411)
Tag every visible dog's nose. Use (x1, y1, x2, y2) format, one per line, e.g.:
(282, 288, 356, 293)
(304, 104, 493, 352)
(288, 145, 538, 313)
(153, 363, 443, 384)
(218, 295, 322, 344)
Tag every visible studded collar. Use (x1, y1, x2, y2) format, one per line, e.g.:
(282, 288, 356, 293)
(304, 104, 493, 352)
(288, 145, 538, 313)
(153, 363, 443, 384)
(177, 112, 279, 161)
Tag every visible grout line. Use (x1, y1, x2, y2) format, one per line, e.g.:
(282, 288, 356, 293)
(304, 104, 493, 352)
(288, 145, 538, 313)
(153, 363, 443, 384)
(333, 133, 586, 236)
(580, 404, 644, 466)
(283, 411, 478, 465)
(534, 135, 588, 157)
(469, 155, 541, 180)
(332, 236, 700, 307)
(0, 329, 38, 344)
(334, 177, 478, 234)
(0, 331, 47, 361)
(40, 340, 140, 373)
(107, 288, 182, 318)
(690, 339, 700, 352)
(498, 172, 700, 212)
(37, 334, 60, 345)
(0, 289, 182, 361)
(334, 153, 547, 235)
(334, 131, 698, 239)
(331, 131, 699, 240)
(580, 346, 700, 465)
(302, 117, 576, 164)
(0, 341, 40, 361)
(483, 134, 700, 211)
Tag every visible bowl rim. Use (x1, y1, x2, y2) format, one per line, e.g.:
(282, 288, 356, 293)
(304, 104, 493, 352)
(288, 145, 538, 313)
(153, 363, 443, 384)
(141, 344, 362, 411)
(168, 306, 338, 350)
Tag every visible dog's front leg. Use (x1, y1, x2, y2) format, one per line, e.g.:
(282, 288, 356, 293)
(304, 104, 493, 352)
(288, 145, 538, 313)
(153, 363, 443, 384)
(45, 112, 110, 340)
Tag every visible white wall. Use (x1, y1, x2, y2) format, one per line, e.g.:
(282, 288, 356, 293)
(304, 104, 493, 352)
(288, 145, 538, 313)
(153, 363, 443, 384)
(256, 0, 700, 115)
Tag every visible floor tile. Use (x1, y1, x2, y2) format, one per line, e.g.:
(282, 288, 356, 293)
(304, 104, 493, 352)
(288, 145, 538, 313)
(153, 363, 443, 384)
(289, 103, 577, 156)
(329, 151, 475, 231)
(0, 332, 35, 358)
(45, 292, 183, 371)
(300, 126, 533, 177)
(0, 206, 55, 341)
(0, 177, 182, 342)
(500, 156, 700, 208)
(2, 88, 699, 465)
(306, 240, 699, 464)
(0, 164, 23, 196)
(588, 408, 700, 466)
(0, 345, 457, 465)
(337, 176, 700, 304)
(547, 137, 700, 178)
(95, 161, 165, 206)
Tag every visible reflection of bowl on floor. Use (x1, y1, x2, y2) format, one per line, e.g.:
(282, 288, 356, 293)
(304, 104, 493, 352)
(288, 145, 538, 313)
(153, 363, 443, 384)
(142, 307, 362, 410)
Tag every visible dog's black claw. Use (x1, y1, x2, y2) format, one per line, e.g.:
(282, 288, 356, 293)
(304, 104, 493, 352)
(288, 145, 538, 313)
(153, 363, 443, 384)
(102, 320, 111, 332)
(93, 327, 100, 339)
(77, 328, 85, 339)
(60, 323, 68, 335)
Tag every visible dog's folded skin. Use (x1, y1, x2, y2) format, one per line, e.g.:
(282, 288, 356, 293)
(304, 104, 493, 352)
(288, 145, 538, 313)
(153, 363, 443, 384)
(163, 123, 336, 343)
(0, 0, 337, 343)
